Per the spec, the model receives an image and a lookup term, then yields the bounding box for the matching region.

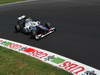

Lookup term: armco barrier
[0,38,100,75]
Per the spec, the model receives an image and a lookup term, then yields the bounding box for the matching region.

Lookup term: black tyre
[22,28,29,34]
[31,30,37,38]
[31,29,41,40]
[15,25,21,32]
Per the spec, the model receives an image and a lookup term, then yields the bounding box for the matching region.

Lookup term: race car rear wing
[18,15,26,20]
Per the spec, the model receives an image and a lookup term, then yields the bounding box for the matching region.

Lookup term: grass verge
[0,0,25,4]
[0,46,73,75]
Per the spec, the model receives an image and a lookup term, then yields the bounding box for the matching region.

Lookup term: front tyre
[35,35,41,40]
[31,30,38,39]
[44,22,52,29]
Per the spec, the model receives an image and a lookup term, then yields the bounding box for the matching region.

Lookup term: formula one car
[15,15,56,40]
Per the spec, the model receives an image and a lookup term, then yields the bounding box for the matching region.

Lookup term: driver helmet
[25,18,32,23]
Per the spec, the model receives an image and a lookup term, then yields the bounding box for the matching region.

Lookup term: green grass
[0,0,25,4]
[51,57,65,64]
[0,46,73,75]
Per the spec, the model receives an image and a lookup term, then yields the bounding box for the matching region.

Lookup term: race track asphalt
[0,0,100,69]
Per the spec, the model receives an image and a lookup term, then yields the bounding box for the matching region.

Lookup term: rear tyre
[22,28,29,34]
[15,25,21,32]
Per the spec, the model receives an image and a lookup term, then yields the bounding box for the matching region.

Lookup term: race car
[15,15,56,40]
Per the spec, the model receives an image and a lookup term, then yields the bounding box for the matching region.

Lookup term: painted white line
[0,0,37,7]
[0,38,100,75]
